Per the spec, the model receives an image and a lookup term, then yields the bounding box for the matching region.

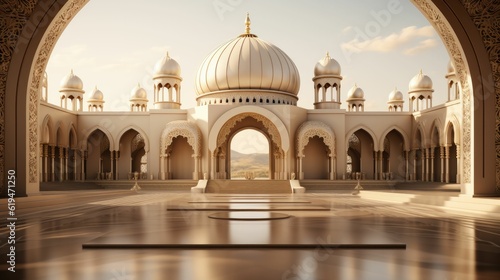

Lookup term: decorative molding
[457,0,500,190]
[26,0,88,183]
[0,0,38,192]
[160,120,202,156]
[411,0,473,183]
[296,121,336,157]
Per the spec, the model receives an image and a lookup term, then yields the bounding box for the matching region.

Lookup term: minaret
[408,70,434,112]
[153,52,182,109]
[346,83,365,112]
[130,83,148,112]
[59,69,85,111]
[88,86,105,112]
[387,87,404,112]
[313,52,342,109]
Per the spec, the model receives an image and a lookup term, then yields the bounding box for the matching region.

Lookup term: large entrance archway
[213,113,285,180]
[1,0,498,196]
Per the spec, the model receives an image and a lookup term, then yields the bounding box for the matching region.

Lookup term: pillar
[211,153,216,179]
[405,150,409,181]
[73,149,77,181]
[456,145,461,183]
[298,156,304,180]
[50,146,56,181]
[430,147,435,182]
[193,155,199,180]
[374,151,378,180]
[445,146,450,183]
[160,155,165,180]
[440,146,445,182]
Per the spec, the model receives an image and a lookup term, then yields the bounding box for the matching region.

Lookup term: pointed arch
[379,126,410,151]
[40,114,53,144]
[116,125,150,152]
[429,119,444,147]
[445,114,461,145]
[412,123,428,149]
[68,124,77,149]
[345,125,378,152]
[296,121,336,157]
[54,121,66,147]
[82,125,115,151]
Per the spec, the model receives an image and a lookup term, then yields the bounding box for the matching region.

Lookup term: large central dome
[195,14,300,103]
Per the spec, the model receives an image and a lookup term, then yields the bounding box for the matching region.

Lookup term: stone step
[205,180,292,194]
[299,180,397,190]
[359,190,500,218]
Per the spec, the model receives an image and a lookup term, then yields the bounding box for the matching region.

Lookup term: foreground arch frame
[1,0,498,196]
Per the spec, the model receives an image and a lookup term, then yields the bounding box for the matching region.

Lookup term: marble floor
[1,190,499,280]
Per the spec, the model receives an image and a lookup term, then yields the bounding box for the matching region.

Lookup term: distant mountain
[230,150,269,178]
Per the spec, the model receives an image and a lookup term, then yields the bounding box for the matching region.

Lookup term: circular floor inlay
[208,212,291,221]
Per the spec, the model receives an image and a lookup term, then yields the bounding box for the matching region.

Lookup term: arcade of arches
[1,0,499,198]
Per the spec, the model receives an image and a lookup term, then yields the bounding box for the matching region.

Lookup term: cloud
[404,38,437,55]
[341,25,437,55]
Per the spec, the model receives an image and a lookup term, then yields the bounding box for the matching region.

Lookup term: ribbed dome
[154,52,181,78]
[60,70,83,91]
[347,84,364,100]
[388,88,403,101]
[130,83,148,100]
[409,70,433,91]
[195,15,300,96]
[314,52,341,76]
[89,86,104,101]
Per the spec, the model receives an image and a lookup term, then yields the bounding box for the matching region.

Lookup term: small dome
[130,83,148,100]
[154,52,181,77]
[89,86,104,101]
[347,84,364,100]
[314,52,341,76]
[409,70,433,91]
[59,69,83,90]
[388,87,403,101]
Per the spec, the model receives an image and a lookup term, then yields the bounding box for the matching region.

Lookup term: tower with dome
[37,14,463,190]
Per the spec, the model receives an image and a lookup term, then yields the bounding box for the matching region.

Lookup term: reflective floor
[1,190,499,280]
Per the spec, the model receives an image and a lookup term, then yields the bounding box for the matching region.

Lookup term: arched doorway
[1,0,497,196]
[381,129,407,181]
[303,136,329,179]
[215,114,284,180]
[117,129,147,180]
[347,129,375,180]
[86,129,111,180]
[230,129,270,179]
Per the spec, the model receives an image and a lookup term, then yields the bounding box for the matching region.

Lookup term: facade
[38,15,462,185]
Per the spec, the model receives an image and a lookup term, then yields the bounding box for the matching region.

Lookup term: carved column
[193,155,199,180]
[73,149,77,181]
[39,144,43,182]
[81,150,87,181]
[298,156,304,180]
[50,146,56,181]
[405,151,409,181]
[378,151,383,180]
[430,147,435,182]
[211,153,216,179]
[160,155,165,180]
[440,146,445,182]
[330,155,335,180]
[57,147,63,181]
[445,146,450,183]
[456,145,461,183]
[115,151,120,180]
[43,144,49,182]
[374,151,378,180]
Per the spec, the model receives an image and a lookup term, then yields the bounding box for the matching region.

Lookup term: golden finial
[326,51,330,58]
[166,51,170,58]
[245,13,251,34]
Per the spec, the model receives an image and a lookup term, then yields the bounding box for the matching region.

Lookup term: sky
[45,0,451,154]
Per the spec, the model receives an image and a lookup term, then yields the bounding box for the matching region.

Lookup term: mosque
[38,14,462,189]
